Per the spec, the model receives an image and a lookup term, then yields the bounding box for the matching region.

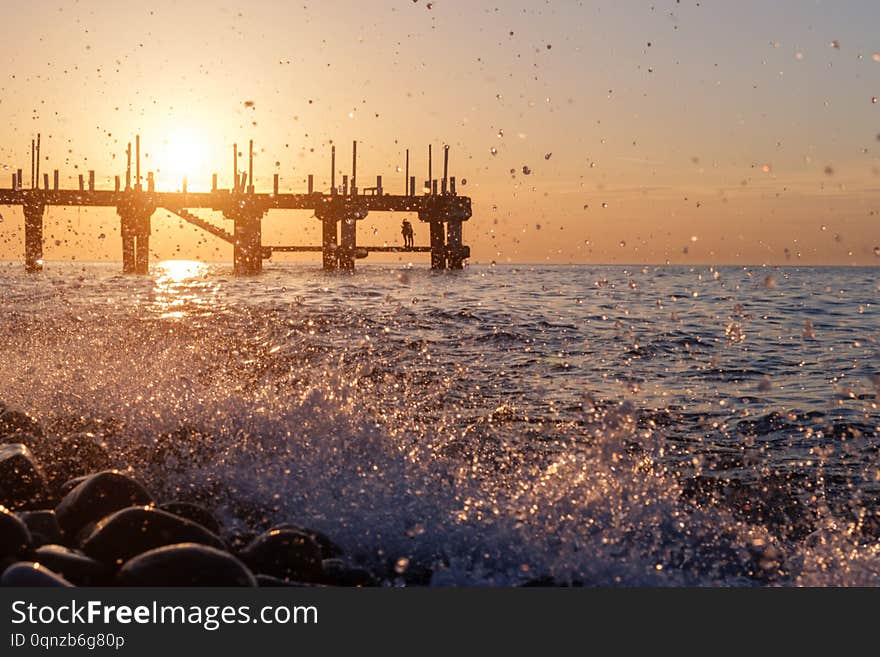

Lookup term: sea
[1,260,878,586]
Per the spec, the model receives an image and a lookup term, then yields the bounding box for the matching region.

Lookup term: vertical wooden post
[233,143,238,192]
[428,144,432,194]
[410,176,416,197]
[331,145,336,195]
[53,170,59,191]
[35,134,41,188]
[135,135,141,191]
[342,175,348,196]
[322,216,337,270]
[78,175,84,191]
[351,140,357,195]
[43,173,49,191]
[233,213,262,274]
[447,220,463,269]
[147,172,154,193]
[182,176,187,194]
[135,233,150,274]
[273,173,279,195]
[126,142,131,190]
[23,202,44,272]
[405,148,409,195]
[247,139,254,194]
[443,144,449,194]
[450,176,456,195]
[376,175,383,196]
[430,220,446,270]
[31,139,35,189]
[88,170,95,191]
[114,175,120,192]
[212,173,217,192]
[308,174,314,194]
[339,213,356,271]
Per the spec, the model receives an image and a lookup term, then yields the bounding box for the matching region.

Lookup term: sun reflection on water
[151,260,216,319]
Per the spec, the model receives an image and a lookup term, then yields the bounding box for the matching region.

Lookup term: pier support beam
[339,215,357,271]
[225,206,266,275]
[23,201,44,272]
[447,219,464,270]
[321,217,338,270]
[429,221,446,270]
[231,213,263,274]
[117,201,154,274]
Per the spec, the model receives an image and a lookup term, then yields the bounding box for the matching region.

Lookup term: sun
[156,128,209,190]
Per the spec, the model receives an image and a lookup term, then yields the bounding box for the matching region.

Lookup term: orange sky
[1,0,879,265]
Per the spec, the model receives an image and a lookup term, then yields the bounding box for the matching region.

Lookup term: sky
[1,0,879,265]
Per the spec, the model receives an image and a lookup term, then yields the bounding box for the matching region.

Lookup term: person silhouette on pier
[401,218,414,249]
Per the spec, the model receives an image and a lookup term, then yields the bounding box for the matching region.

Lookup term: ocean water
[1,260,879,586]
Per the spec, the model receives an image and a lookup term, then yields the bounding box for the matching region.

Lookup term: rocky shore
[0,402,378,587]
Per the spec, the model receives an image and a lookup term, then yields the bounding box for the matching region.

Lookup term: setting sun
[155,128,209,190]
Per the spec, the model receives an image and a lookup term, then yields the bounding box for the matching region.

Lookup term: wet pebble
[81,506,225,565]
[118,543,257,587]
[33,545,113,586]
[17,510,63,546]
[55,470,153,536]
[0,443,48,509]
[1,562,73,587]
[0,506,32,560]
[159,502,221,535]
[239,528,324,583]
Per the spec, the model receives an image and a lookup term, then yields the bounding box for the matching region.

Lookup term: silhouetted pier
[0,135,471,274]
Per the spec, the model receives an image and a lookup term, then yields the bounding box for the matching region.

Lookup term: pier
[0,135,472,273]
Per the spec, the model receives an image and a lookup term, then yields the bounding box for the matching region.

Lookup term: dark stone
[269,523,343,559]
[0,506,31,559]
[33,545,113,586]
[0,409,44,440]
[55,471,153,536]
[0,443,48,509]
[159,502,221,535]
[239,528,324,583]
[81,507,226,565]
[17,510,63,546]
[321,559,378,587]
[1,562,73,587]
[58,475,91,498]
[118,543,256,587]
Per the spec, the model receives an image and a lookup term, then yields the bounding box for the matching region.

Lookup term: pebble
[81,506,226,565]
[1,562,73,587]
[239,528,324,583]
[118,543,257,586]
[55,470,153,536]
[0,443,47,509]
[0,506,32,560]
[33,544,113,586]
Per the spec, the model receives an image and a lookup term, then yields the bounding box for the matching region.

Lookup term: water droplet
[601,202,608,208]
[544,152,552,160]
[490,147,497,156]
[522,165,531,175]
